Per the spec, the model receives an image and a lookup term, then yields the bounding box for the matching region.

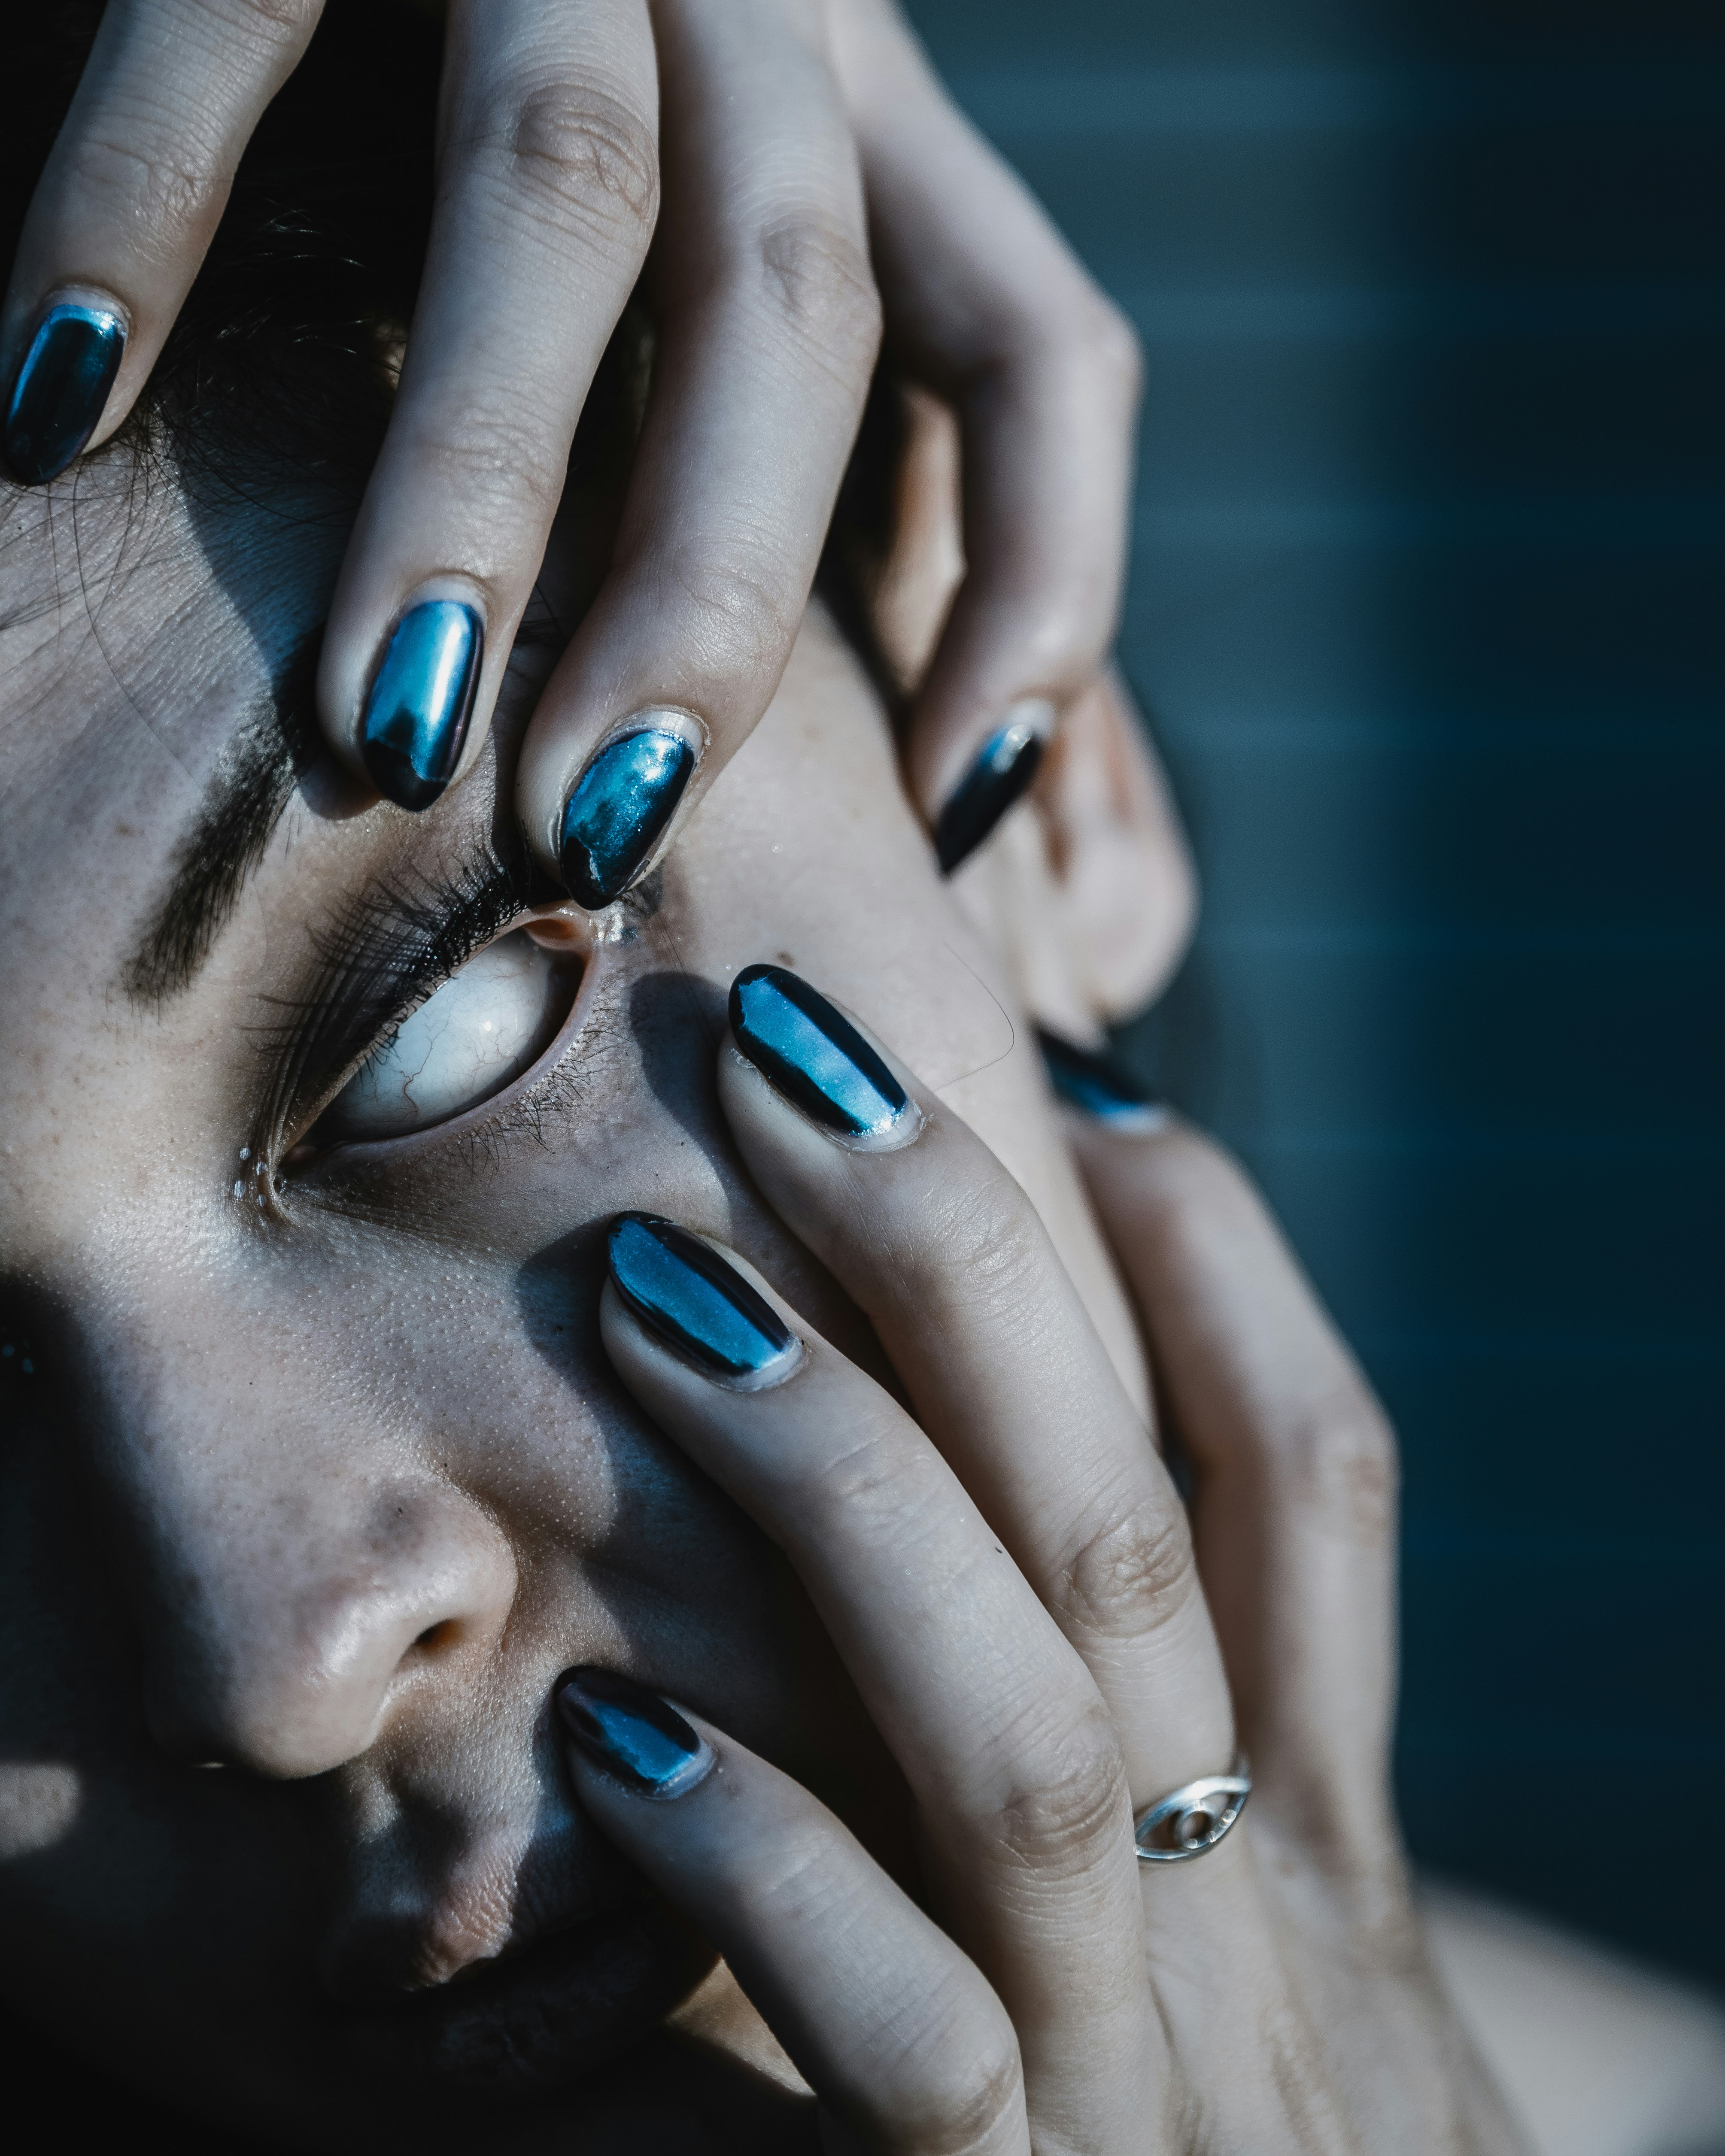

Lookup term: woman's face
[0,463,1151,2145]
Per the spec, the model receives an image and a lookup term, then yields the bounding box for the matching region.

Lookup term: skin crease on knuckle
[974,1704,1132,1886]
[755,210,884,382]
[61,121,233,263]
[1054,1495,1200,1652]
[663,546,801,692]
[498,77,668,246]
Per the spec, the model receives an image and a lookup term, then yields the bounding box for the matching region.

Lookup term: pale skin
[1,0,1139,858]
[0,408,1719,2153]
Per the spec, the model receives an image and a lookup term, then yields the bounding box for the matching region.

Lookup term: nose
[141,1483,518,1780]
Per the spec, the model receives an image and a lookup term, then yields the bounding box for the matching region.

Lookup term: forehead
[0,470,336,969]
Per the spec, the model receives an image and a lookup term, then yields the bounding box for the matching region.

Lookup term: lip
[339,1891,708,2101]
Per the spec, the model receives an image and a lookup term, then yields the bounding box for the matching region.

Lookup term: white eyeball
[316,929,579,1143]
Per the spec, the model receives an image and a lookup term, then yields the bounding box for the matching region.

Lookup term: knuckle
[891,2017,1023,2156]
[1057,1495,1198,1644]
[1084,294,1145,401]
[914,1172,1046,1322]
[412,403,566,524]
[757,211,883,372]
[665,550,798,682]
[1281,1389,1398,1546]
[1032,288,1143,412]
[806,1418,942,1554]
[498,79,659,246]
[984,1706,1130,1877]
[67,131,226,255]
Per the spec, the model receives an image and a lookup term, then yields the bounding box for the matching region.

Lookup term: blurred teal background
[902,0,1724,1983]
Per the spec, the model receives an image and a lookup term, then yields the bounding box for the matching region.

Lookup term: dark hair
[6,1,445,495]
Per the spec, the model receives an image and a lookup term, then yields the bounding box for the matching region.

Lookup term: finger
[828,0,1141,874]
[1064,1108,1400,1866]
[513,0,881,903]
[717,965,1235,1807]
[596,1216,1161,2149]
[2,0,325,483]
[1027,671,1198,1024]
[956,671,1197,1055]
[316,0,662,813]
[557,1672,1030,2155]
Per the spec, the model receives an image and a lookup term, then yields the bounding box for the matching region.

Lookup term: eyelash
[255,843,546,1161]
[258,867,677,1197]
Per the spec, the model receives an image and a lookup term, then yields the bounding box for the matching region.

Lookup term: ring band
[1133,1753,1251,1864]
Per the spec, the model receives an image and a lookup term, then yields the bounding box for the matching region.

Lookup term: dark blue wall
[903,0,1725,1983]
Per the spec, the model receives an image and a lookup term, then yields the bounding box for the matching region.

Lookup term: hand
[555,967,1527,2150]
[2,1,1138,885]
[820,0,1142,871]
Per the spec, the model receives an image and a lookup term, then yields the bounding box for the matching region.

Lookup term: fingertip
[2,292,127,485]
[599,1218,806,1392]
[723,966,925,1154]
[1036,1028,1171,1137]
[353,594,485,813]
[927,698,1055,876]
[554,713,704,910]
[556,1667,718,1803]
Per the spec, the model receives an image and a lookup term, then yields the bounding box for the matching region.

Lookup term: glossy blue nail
[934,713,1047,875]
[730,965,908,1139]
[607,1213,797,1382]
[3,303,126,485]
[359,599,482,812]
[1036,1028,1167,1128]
[556,1668,713,1798]
[559,725,696,909]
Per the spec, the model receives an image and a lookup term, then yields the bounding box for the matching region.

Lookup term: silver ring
[1133,1753,1251,1864]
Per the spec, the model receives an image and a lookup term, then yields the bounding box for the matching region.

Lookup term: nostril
[139,1492,518,1779]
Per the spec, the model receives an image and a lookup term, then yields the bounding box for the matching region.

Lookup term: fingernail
[934,700,1053,876]
[607,1213,799,1383]
[3,302,126,485]
[559,722,698,910]
[360,599,483,812]
[1036,1028,1169,1132]
[730,964,912,1143]
[556,1668,714,1799]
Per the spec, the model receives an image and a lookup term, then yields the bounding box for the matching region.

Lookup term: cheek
[0,1444,322,2027]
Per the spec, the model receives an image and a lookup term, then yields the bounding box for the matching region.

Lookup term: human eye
[305,924,583,1148]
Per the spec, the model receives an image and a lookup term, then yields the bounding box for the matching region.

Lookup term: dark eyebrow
[123,632,323,1004]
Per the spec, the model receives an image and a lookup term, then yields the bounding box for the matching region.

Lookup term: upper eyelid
[255,849,546,1156]
[260,860,659,1166]
[283,943,615,1192]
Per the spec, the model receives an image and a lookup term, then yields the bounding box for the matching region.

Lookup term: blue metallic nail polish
[934,718,1046,876]
[559,727,696,909]
[3,303,126,485]
[1036,1028,1167,1128]
[359,599,482,812]
[556,1668,713,1798]
[730,965,908,1139]
[607,1213,797,1381]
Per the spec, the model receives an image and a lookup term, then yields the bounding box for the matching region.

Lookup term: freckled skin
[0,470,1147,2150]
